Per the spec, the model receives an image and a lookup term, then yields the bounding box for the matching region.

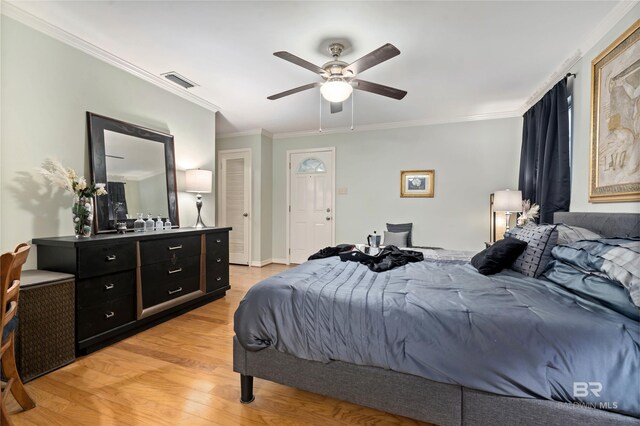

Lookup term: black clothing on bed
[307,244,355,260]
[309,244,424,272]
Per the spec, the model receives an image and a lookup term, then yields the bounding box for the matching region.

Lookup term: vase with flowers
[39,158,108,238]
[517,200,540,227]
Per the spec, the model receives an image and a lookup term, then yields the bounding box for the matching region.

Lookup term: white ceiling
[7,1,625,136]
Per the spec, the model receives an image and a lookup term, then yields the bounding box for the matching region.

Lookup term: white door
[218,150,250,265]
[288,149,335,264]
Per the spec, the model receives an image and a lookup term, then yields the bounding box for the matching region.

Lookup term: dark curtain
[519,79,570,224]
[107,182,128,220]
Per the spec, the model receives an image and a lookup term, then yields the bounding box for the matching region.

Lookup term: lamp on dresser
[185,169,213,229]
[493,190,522,235]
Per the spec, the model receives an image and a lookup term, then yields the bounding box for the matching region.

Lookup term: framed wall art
[400,170,434,198]
[589,19,640,202]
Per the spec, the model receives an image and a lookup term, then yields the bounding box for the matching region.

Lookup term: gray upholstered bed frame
[233,212,640,425]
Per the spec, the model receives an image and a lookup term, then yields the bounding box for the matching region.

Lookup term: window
[296,158,326,173]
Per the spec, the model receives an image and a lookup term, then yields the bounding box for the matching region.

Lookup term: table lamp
[185,169,212,229]
[493,190,522,234]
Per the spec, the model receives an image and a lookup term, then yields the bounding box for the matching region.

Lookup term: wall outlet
[337,187,348,195]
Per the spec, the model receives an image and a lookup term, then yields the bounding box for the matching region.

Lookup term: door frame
[217,148,252,266]
[285,147,336,265]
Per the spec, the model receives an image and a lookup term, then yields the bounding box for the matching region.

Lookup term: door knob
[326,217,331,221]
[243,212,249,217]
[326,208,331,213]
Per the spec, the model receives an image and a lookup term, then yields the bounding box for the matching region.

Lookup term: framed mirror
[87,112,179,233]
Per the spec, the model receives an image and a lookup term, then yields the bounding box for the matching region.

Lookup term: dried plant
[39,158,107,198]
[517,200,540,226]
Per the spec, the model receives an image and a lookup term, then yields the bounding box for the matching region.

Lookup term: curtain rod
[565,73,577,79]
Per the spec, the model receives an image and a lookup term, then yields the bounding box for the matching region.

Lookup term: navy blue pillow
[472,237,528,275]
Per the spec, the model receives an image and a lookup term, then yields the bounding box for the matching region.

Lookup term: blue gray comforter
[234,257,640,417]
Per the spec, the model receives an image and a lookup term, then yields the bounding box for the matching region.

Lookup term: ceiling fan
[267,42,407,114]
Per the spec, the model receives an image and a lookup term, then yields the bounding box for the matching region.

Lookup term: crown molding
[217,128,273,139]
[271,110,521,140]
[520,0,638,113]
[578,0,638,57]
[1,1,220,113]
[520,50,582,113]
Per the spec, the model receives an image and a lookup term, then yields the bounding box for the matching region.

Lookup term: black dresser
[33,227,230,355]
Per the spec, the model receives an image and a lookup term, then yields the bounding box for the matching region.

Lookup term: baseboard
[250,259,273,267]
[271,258,289,265]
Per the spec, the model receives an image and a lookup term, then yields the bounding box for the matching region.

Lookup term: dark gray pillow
[384,231,409,247]
[387,223,412,246]
[556,224,602,245]
[511,223,559,277]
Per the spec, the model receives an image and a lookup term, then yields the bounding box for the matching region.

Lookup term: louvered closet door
[219,150,250,265]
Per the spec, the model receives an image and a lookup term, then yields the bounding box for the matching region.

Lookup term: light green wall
[568,4,640,213]
[272,118,523,260]
[216,132,273,264]
[0,17,216,268]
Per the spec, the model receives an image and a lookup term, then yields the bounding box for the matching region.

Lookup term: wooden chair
[1,243,36,425]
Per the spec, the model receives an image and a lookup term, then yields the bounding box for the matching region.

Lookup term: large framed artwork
[400,170,434,198]
[589,19,640,202]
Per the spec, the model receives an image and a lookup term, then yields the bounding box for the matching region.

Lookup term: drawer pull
[105,311,115,319]
[104,283,115,290]
[168,287,183,295]
[216,277,222,282]
[106,255,117,261]
[168,245,183,251]
[216,258,222,263]
[216,239,221,243]
[168,268,183,275]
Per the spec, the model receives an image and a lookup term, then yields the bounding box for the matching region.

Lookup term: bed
[233,212,640,426]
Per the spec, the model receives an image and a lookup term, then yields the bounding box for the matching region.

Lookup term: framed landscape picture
[589,19,640,202]
[400,170,434,198]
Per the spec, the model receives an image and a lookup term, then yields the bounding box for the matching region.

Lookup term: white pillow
[383,231,409,247]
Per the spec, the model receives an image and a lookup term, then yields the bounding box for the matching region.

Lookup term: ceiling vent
[161,72,197,89]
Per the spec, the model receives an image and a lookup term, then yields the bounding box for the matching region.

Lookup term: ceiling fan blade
[330,102,343,114]
[344,43,400,75]
[267,83,320,100]
[274,51,326,75]
[352,79,407,100]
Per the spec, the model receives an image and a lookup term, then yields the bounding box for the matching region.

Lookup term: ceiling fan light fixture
[320,78,353,102]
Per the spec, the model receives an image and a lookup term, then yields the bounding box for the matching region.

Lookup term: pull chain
[351,91,355,131]
[319,91,323,132]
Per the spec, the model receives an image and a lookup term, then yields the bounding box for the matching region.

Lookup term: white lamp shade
[185,169,212,193]
[320,78,353,102]
[493,190,522,212]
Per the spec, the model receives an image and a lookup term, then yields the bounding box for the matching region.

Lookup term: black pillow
[471,237,528,275]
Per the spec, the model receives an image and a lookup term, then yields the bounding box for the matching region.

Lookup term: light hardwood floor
[7,264,429,425]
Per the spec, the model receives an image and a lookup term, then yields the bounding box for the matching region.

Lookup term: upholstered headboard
[554,212,640,238]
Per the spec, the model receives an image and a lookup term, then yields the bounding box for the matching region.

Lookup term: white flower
[76,177,87,192]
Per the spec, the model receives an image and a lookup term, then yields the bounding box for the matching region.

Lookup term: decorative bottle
[134,213,145,232]
[164,218,172,230]
[155,216,164,231]
[145,214,155,231]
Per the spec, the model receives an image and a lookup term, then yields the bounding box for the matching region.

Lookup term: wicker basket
[16,270,75,382]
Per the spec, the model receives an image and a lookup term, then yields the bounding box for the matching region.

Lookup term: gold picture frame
[400,170,434,198]
[589,19,640,203]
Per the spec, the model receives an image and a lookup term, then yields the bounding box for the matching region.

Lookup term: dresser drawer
[140,235,201,265]
[206,263,229,293]
[77,271,136,309]
[142,275,201,308]
[140,255,201,284]
[77,295,135,341]
[77,243,136,279]
[206,232,229,258]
